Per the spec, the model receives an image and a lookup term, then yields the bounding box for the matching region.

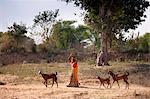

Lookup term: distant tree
[61,0,150,66]
[0,32,16,53]
[20,37,36,52]
[8,22,27,51]
[51,20,93,50]
[75,25,92,42]
[8,23,27,36]
[138,33,150,53]
[51,20,77,49]
[33,9,59,41]
[114,32,150,53]
[75,25,100,51]
[3,23,36,53]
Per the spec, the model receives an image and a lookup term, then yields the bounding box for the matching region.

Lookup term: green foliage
[33,9,59,41]
[8,22,27,48]
[61,0,150,54]
[63,0,149,32]
[50,20,93,50]
[51,20,76,49]
[36,44,47,52]
[0,32,16,53]
[8,22,27,37]
[20,37,36,52]
[36,20,96,51]
[7,23,36,52]
[36,38,56,53]
[116,33,150,53]
[31,44,37,53]
[75,25,91,41]
[0,23,36,53]
[138,33,150,53]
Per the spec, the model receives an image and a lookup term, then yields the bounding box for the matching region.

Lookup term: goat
[97,76,111,88]
[38,71,58,88]
[108,71,129,89]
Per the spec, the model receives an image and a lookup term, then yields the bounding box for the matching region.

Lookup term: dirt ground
[0,62,150,99]
[0,75,150,99]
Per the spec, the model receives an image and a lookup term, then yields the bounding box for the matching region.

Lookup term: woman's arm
[68,53,73,62]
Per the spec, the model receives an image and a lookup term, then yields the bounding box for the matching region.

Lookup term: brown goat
[38,71,58,88]
[97,76,111,88]
[108,71,129,89]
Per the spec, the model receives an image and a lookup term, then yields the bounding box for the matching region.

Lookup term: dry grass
[0,63,70,84]
[0,61,150,99]
[0,61,149,86]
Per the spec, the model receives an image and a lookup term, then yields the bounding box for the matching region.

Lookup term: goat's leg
[51,79,54,88]
[116,80,120,88]
[107,82,110,88]
[55,79,58,88]
[99,82,102,88]
[108,81,111,88]
[102,83,106,88]
[111,80,115,88]
[106,83,108,88]
[105,82,110,88]
[124,80,129,89]
[45,80,48,87]
[108,84,110,88]
[108,82,111,88]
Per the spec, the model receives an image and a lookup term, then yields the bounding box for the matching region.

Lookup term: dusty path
[0,83,150,99]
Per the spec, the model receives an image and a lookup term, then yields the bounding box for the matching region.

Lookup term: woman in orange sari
[67,54,79,87]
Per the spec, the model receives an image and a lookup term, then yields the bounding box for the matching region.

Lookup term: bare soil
[0,74,150,99]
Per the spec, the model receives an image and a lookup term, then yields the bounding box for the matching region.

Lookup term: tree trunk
[96,32,109,66]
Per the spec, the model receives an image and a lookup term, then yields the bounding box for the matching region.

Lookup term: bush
[118,33,150,53]
[0,33,17,53]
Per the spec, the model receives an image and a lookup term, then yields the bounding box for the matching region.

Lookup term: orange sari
[71,62,78,82]
[67,62,79,87]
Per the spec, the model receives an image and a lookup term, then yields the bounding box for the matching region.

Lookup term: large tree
[61,0,150,66]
